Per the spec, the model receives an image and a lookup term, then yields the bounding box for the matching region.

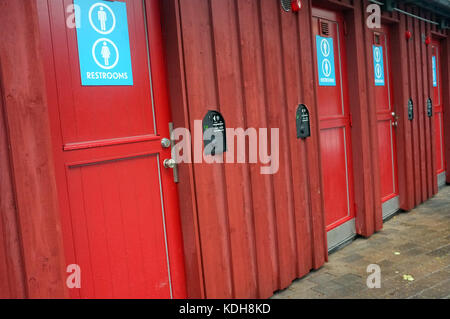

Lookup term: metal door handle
[163,159,176,169]
[392,121,398,127]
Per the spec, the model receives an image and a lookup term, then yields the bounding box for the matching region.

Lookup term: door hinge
[349,113,353,127]
[344,21,348,36]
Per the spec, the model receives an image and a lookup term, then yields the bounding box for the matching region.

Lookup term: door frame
[372,24,401,220]
[440,36,450,185]
[431,38,447,188]
[312,6,357,250]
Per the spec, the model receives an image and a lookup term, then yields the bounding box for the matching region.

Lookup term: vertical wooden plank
[235,0,278,298]
[361,0,383,234]
[0,79,27,299]
[280,0,314,278]
[0,0,68,298]
[301,0,327,268]
[178,0,234,298]
[259,0,297,290]
[414,11,427,203]
[209,0,259,299]
[406,11,421,206]
[346,0,379,236]
[391,6,415,211]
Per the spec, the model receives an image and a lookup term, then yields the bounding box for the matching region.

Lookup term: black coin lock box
[408,99,414,121]
[296,104,311,139]
[427,98,433,118]
[203,110,227,156]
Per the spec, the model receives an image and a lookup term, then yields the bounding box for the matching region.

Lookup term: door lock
[391,112,399,128]
[161,138,171,149]
[163,159,177,169]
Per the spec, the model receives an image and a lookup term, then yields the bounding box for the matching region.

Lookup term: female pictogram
[92,38,119,70]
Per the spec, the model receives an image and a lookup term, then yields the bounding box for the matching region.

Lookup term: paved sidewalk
[273,186,450,299]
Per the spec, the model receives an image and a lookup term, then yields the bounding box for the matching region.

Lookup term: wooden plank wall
[0,0,67,298]
[402,4,440,206]
[163,0,329,298]
[163,0,449,299]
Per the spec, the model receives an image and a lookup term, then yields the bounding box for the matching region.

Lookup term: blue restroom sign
[316,36,336,86]
[373,45,385,86]
[432,56,437,87]
[74,0,133,86]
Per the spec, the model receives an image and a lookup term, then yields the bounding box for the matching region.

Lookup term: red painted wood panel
[66,156,172,298]
[423,14,434,198]
[0,80,27,299]
[0,0,68,298]
[391,4,415,211]
[210,0,259,298]
[312,9,356,232]
[406,12,421,206]
[235,0,279,297]
[373,26,399,203]
[39,0,187,298]
[415,15,427,203]
[442,36,450,184]
[432,40,446,176]
[163,0,329,298]
[260,0,298,291]
[347,1,381,236]
[160,0,205,299]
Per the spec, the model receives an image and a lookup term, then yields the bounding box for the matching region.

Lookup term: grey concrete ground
[273,186,450,299]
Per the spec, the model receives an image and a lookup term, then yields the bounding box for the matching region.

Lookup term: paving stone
[395,243,419,251]
[331,273,363,286]
[427,245,450,257]
[307,272,337,285]
[402,247,427,257]
[340,253,364,264]
[311,281,343,296]
[418,280,450,299]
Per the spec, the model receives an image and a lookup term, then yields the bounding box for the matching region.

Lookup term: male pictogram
[98,6,107,31]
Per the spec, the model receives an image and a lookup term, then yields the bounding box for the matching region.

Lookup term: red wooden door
[432,40,446,181]
[312,8,355,232]
[40,0,186,298]
[373,27,399,205]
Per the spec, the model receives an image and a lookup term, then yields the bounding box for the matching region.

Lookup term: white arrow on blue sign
[373,45,385,86]
[316,36,336,87]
